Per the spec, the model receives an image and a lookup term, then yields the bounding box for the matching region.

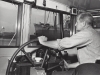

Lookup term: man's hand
[63,60,69,69]
[38,36,48,45]
[38,36,59,49]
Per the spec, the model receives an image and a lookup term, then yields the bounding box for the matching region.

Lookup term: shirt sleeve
[58,31,92,49]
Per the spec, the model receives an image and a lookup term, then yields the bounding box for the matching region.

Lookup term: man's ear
[83,21,86,27]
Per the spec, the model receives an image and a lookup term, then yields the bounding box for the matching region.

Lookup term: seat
[73,63,100,75]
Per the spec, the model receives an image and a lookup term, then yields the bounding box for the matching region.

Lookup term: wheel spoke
[21,49,35,66]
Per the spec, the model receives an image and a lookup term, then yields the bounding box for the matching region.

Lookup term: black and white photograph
[0,0,100,75]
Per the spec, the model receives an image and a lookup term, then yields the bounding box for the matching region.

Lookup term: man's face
[75,17,85,31]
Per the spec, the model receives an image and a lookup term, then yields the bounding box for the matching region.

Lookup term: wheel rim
[6,39,40,75]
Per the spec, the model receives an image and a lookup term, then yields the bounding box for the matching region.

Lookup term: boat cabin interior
[1,0,100,75]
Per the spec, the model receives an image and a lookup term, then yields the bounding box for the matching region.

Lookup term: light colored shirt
[57,26,100,64]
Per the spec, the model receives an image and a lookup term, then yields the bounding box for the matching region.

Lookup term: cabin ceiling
[53,0,100,10]
[2,0,100,16]
[2,0,100,10]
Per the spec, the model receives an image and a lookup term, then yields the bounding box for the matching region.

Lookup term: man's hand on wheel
[38,36,48,44]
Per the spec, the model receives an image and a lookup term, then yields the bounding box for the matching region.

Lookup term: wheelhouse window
[0,1,18,46]
[30,8,61,40]
[29,8,71,47]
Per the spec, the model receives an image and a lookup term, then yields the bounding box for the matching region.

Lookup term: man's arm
[38,36,59,49]
[59,31,92,49]
[64,60,80,68]
[38,31,92,50]
[68,62,80,68]
[40,40,59,49]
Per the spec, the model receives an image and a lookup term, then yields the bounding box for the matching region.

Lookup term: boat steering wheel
[6,38,64,75]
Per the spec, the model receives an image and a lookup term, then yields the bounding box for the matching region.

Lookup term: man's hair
[77,12,94,26]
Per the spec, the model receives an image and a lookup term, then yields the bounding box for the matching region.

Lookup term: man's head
[75,12,94,31]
